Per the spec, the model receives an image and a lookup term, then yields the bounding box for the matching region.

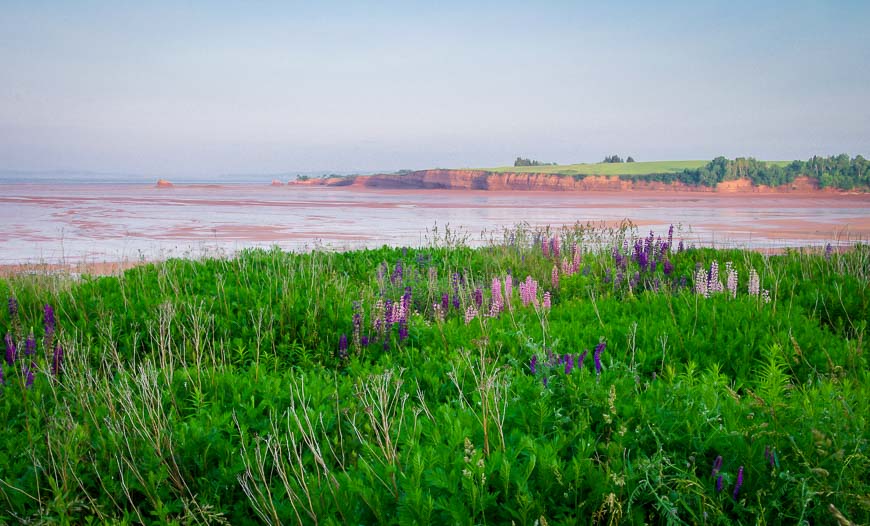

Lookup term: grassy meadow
[475,160,711,176]
[0,223,867,525]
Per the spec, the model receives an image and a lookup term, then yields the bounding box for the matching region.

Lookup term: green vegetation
[1,223,868,524]
[514,157,557,167]
[482,159,713,176]
[479,155,870,190]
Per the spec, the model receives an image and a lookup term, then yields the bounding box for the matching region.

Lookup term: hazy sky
[1,1,868,176]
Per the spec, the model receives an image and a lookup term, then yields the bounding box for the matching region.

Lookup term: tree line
[617,155,868,190]
[514,157,557,167]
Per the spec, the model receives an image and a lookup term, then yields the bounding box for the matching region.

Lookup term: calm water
[1,183,868,263]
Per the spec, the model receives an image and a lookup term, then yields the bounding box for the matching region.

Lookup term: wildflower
[715,475,724,493]
[529,354,537,375]
[338,334,349,359]
[361,335,369,347]
[551,265,559,288]
[732,466,744,499]
[678,240,684,252]
[711,455,723,477]
[542,292,551,310]
[725,262,738,299]
[541,238,549,258]
[24,334,35,356]
[604,268,612,283]
[572,243,581,273]
[663,259,674,276]
[0,364,3,385]
[594,342,605,375]
[4,334,15,366]
[761,289,771,304]
[52,343,63,376]
[25,362,35,388]
[44,304,56,337]
[452,294,460,310]
[552,236,561,259]
[441,292,449,312]
[694,267,709,297]
[667,224,674,250]
[564,353,574,375]
[7,297,17,320]
[391,260,403,284]
[473,288,483,308]
[825,243,833,260]
[519,276,538,307]
[490,277,503,316]
[748,268,760,296]
[464,304,477,325]
[707,261,722,293]
[398,321,409,342]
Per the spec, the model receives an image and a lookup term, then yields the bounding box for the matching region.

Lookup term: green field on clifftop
[474,159,790,176]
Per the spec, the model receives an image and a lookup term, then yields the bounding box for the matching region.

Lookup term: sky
[1,1,868,177]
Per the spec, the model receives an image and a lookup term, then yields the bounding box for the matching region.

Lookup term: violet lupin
[25,362,35,388]
[44,304,56,337]
[732,466,744,499]
[473,288,483,308]
[24,334,36,356]
[711,455,723,477]
[391,260,403,285]
[715,475,724,493]
[564,353,574,375]
[8,297,18,320]
[52,343,63,376]
[441,293,449,312]
[4,333,15,366]
[667,224,674,251]
[338,334,349,360]
[593,342,605,375]
[529,354,537,375]
[0,363,4,386]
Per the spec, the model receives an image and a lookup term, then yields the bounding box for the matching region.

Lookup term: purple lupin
[52,343,64,376]
[593,342,606,375]
[24,334,36,357]
[732,466,744,499]
[4,333,15,366]
[711,455,723,477]
[25,362,35,388]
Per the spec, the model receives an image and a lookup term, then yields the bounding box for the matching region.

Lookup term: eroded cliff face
[291,170,832,193]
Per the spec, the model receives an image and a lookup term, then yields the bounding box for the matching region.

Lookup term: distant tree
[514,157,555,167]
[603,155,624,163]
[626,156,635,163]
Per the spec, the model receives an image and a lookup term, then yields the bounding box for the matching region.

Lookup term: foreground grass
[0,224,867,525]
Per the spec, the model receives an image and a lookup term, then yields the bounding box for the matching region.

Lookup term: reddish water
[1,183,868,263]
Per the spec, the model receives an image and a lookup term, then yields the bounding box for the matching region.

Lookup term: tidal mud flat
[1,183,868,267]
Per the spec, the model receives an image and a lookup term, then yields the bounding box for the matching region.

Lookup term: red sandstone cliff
[291,170,843,194]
